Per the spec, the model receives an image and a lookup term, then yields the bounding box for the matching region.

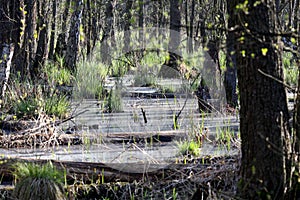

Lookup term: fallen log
[0,156,214,184]
[0,155,239,199]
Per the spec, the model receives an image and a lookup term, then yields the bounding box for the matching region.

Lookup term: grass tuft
[13,162,66,200]
[176,140,201,157]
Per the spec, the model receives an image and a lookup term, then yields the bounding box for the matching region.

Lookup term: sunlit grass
[176,140,201,157]
[13,161,66,200]
[283,52,298,87]
[44,62,74,86]
[73,61,108,99]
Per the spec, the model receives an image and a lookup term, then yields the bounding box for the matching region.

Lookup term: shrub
[44,62,74,86]
[13,162,66,200]
[44,94,70,118]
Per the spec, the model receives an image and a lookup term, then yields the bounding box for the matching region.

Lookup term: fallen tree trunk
[0,156,218,184]
[0,155,239,199]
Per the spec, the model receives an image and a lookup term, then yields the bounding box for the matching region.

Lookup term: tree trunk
[85,0,92,57]
[64,0,83,73]
[32,0,49,79]
[14,0,37,79]
[54,0,71,59]
[0,0,22,89]
[292,0,300,197]
[48,0,57,60]
[185,0,189,52]
[169,0,181,55]
[123,0,133,53]
[0,44,14,99]
[233,0,292,198]
[101,0,114,64]
[224,0,238,108]
[138,0,144,50]
[188,0,195,53]
[163,0,181,74]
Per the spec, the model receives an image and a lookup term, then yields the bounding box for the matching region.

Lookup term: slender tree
[292,0,300,197]
[48,0,57,59]
[123,0,133,53]
[13,0,37,79]
[55,0,71,59]
[169,0,181,55]
[138,0,144,50]
[0,0,21,97]
[224,0,238,108]
[101,0,114,64]
[64,0,83,73]
[32,0,49,79]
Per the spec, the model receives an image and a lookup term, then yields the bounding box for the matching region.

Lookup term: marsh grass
[44,62,74,86]
[133,72,157,87]
[215,127,238,151]
[45,94,70,118]
[176,140,201,157]
[74,61,108,99]
[283,52,298,87]
[12,162,66,200]
[8,82,69,119]
[105,88,123,113]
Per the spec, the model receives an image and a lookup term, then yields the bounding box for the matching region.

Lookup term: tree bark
[32,0,49,79]
[54,0,71,59]
[64,0,83,73]
[48,0,57,60]
[101,0,114,64]
[188,0,195,53]
[292,0,300,198]
[0,0,22,91]
[138,0,144,50]
[0,44,14,99]
[14,0,37,79]
[224,0,238,108]
[123,0,133,53]
[233,0,292,198]
[163,0,181,74]
[169,0,181,55]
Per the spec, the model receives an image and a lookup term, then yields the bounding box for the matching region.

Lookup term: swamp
[0,0,300,199]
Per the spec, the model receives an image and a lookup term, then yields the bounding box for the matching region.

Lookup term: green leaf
[261,48,268,56]
[241,50,246,57]
[33,31,38,39]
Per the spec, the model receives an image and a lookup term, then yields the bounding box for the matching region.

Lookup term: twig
[258,69,296,92]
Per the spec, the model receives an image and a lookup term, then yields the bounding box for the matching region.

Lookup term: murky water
[1,79,240,165]
[3,77,295,167]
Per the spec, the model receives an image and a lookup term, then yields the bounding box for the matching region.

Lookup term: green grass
[13,96,41,118]
[44,94,70,118]
[8,79,70,119]
[105,89,123,113]
[44,62,74,86]
[176,140,201,157]
[283,52,298,87]
[134,72,157,87]
[74,61,108,99]
[216,127,237,151]
[13,161,66,200]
